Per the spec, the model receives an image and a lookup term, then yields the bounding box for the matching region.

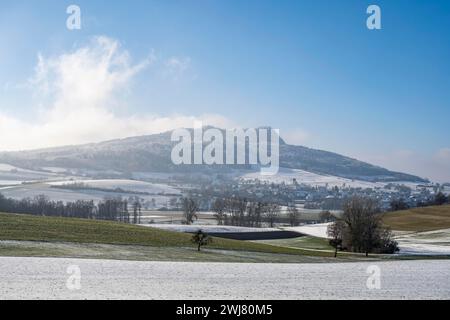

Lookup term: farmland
[0,212,345,263]
[1,257,449,299]
[382,205,450,232]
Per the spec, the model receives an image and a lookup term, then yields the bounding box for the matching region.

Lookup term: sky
[0,0,449,182]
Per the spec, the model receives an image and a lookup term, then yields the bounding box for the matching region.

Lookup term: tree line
[0,193,143,223]
[390,191,450,211]
[182,196,304,227]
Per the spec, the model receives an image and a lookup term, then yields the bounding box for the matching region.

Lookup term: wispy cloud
[163,56,193,81]
[282,128,310,145]
[0,36,229,151]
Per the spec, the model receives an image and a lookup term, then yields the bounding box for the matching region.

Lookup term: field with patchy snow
[47,179,180,195]
[0,163,60,183]
[282,223,450,256]
[0,179,180,206]
[0,257,449,299]
[395,229,450,255]
[239,167,421,189]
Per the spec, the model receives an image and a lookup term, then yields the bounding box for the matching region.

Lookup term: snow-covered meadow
[1,257,449,300]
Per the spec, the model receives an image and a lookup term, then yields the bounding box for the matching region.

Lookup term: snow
[0,180,23,186]
[46,179,181,195]
[41,167,69,173]
[0,163,60,182]
[0,257,449,299]
[395,229,450,255]
[0,164,18,171]
[0,181,175,206]
[144,224,279,233]
[282,224,450,255]
[240,167,421,189]
[283,223,331,239]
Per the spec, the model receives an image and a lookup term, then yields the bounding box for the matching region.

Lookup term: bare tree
[212,198,226,225]
[224,198,247,226]
[327,220,345,257]
[264,203,280,227]
[319,210,333,223]
[331,196,398,256]
[131,196,142,224]
[254,202,264,227]
[236,198,248,226]
[182,197,198,225]
[287,204,300,226]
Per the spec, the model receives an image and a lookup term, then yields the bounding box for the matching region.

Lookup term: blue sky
[0,0,449,181]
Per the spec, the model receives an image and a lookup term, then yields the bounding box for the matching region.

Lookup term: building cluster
[178,177,449,212]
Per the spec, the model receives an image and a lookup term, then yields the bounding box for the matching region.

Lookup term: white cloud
[0,36,230,151]
[282,128,310,145]
[30,36,151,111]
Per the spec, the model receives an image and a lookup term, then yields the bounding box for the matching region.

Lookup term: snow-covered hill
[0,128,426,183]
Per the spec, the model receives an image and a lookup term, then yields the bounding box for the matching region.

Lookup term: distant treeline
[390,191,450,211]
[0,193,142,223]
[50,182,182,197]
[51,182,152,196]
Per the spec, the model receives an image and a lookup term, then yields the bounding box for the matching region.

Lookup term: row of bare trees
[182,197,295,227]
[0,193,142,223]
[212,197,283,227]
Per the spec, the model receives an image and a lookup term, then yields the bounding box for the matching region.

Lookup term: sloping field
[383,205,450,232]
[47,179,180,195]
[0,181,174,207]
[255,236,333,251]
[0,213,333,258]
[394,229,450,255]
[239,167,421,189]
[282,223,330,238]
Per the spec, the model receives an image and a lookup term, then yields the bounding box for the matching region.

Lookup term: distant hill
[0,128,427,182]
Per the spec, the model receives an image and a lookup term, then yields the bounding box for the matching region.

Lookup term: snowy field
[240,167,421,189]
[0,181,23,186]
[0,179,180,206]
[47,179,181,195]
[283,223,450,256]
[0,163,59,183]
[144,224,279,233]
[47,179,180,194]
[283,223,331,238]
[0,257,449,299]
[395,229,450,255]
